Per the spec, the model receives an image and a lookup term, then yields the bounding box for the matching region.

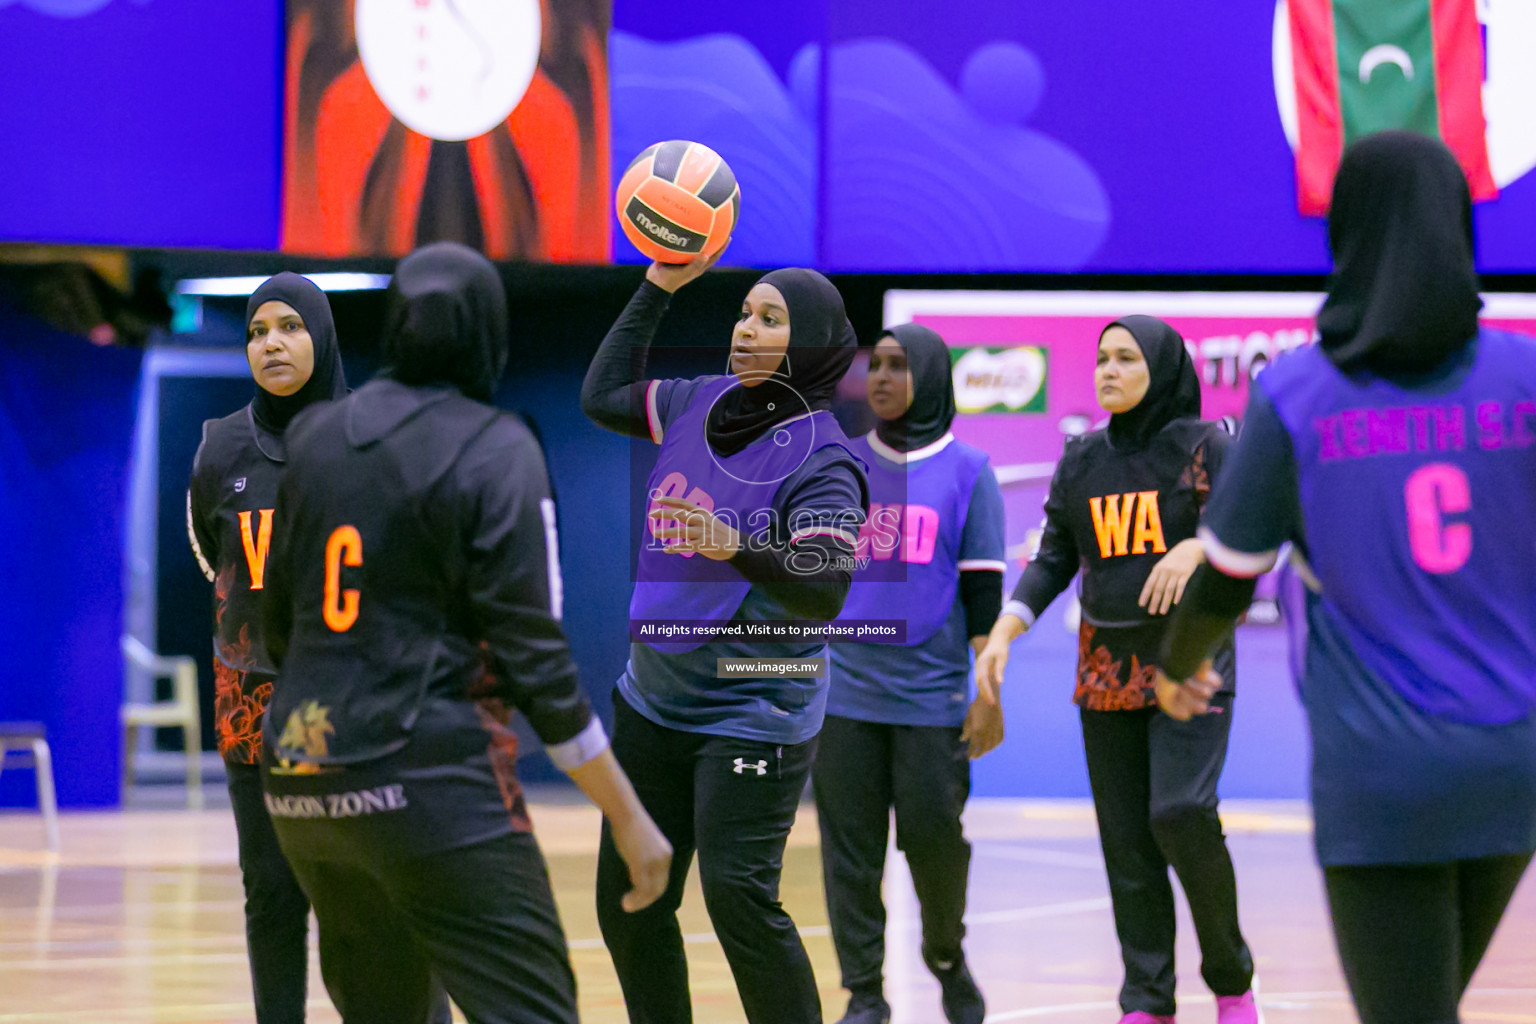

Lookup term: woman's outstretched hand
[1139,537,1206,616]
[975,613,1027,706]
[960,696,1004,759]
[974,636,1010,707]
[644,244,728,294]
[648,494,742,561]
[1153,662,1222,721]
[612,807,674,913]
[564,750,673,912]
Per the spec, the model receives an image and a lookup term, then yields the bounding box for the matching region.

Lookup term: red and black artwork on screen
[283,0,611,261]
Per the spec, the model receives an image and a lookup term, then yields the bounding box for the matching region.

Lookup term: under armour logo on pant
[733,758,767,775]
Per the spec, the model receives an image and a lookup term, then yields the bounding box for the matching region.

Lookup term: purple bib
[630,375,857,653]
[835,434,988,645]
[1263,331,1536,724]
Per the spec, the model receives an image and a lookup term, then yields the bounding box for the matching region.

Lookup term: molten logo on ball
[632,207,700,250]
[637,213,683,244]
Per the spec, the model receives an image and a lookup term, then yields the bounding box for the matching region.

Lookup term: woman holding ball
[581,249,868,1024]
[974,317,1260,1024]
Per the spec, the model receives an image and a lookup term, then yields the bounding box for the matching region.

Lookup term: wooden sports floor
[3,795,1533,1023]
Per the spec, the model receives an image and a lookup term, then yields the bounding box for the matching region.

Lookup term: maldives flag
[1289,0,1497,215]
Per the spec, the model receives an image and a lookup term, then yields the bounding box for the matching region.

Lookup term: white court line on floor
[0,899,246,921]
[963,897,1111,926]
[565,896,1112,951]
[981,989,1536,1022]
[2,899,1112,965]
[982,999,1120,1020]
[0,935,247,955]
[975,844,1107,870]
[0,951,255,971]
[0,999,340,1023]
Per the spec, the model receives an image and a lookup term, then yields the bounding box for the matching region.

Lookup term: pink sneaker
[1215,991,1264,1024]
[1117,1014,1175,1024]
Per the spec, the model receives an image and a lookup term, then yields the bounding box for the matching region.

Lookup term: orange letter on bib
[323,526,362,632]
[1089,494,1136,558]
[238,509,274,589]
[1131,492,1167,555]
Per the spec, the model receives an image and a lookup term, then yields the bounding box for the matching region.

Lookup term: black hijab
[244,272,347,456]
[873,323,956,452]
[1102,315,1201,451]
[1318,131,1482,377]
[380,242,509,402]
[705,267,858,457]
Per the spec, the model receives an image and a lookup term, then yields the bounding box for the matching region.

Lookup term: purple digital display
[0,0,282,249]
[3,0,1534,273]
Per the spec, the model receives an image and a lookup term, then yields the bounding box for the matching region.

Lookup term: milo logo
[951,346,1048,414]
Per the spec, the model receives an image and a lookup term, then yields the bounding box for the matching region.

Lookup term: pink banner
[883,290,1536,472]
[881,290,1536,572]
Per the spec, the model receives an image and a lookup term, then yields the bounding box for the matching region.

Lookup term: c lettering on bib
[323,526,363,632]
[1404,463,1472,574]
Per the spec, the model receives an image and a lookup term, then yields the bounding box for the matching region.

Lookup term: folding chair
[0,721,60,851]
[121,636,203,810]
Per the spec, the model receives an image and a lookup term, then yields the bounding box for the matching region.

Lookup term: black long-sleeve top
[261,379,603,777]
[1007,420,1231,628]
[187,407,284,765]
[1005,419,1236,709]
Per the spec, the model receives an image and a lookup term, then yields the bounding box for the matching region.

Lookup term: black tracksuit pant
[1080,694,1253,1017]
[811,715,972,996]
[230,762,457,1024]
[1324,852,1533,1024]
[275,827,575,1024]
[595,691,822,1024]
[228,761,312,1024]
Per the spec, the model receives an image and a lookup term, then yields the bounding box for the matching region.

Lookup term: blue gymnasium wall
[0,307,141,808]
[970,597,1309,801]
